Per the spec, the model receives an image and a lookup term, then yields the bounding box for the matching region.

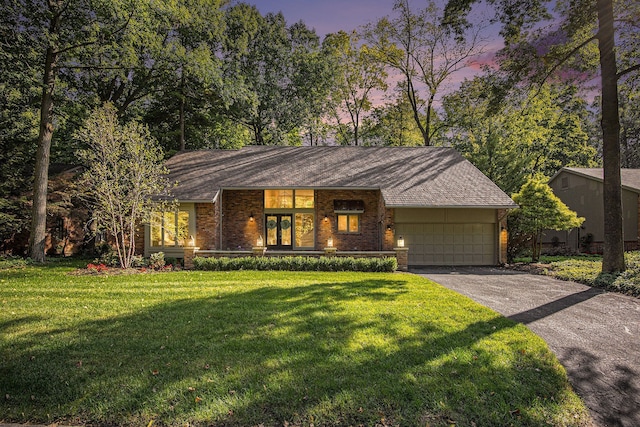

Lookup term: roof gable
[165,146,516,208]
[552,167,640,193]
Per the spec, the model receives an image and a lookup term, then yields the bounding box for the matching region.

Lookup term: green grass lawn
[1,261,591,426]
[514,252,640,297]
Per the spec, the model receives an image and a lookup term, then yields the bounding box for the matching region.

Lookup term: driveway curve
[414,267,640,427]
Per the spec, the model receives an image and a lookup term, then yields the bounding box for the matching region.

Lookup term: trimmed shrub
[192,256,398,272]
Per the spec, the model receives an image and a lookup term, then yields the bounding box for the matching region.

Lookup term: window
[265,190,293,209]
[337,214,359,233]
[265,189,314,209]
[295,213,314,247]
[150,209,190,248]
[295,189,314,208]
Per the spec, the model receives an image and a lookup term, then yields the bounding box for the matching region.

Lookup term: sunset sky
[253,0,505,104]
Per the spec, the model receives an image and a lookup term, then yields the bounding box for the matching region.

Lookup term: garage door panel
[397,222,496,266]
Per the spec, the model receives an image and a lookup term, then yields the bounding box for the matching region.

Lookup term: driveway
[414,267,640,427]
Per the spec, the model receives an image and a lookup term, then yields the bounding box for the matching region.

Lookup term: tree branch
[617,63,640,80]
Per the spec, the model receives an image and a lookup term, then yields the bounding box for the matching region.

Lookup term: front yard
[1,261,591,426]
[514,252,640,297]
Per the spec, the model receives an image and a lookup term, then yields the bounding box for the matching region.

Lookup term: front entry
[265,214,293,249]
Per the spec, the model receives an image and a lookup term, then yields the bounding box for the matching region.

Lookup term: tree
[510,176,584,262]
[76,104,171,269]
[365,0,484,146]
[220,6,333,145]
[11,0,137,262]
[443,0,640,272]
[362,96,424,146]
[442,76,596,194]
[322,30,387,146]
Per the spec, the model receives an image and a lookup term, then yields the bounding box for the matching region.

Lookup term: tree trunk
[179,70,186,151]
[597,0,625,273]
[29,40,59,262]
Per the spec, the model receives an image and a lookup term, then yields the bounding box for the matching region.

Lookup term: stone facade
[221,190,264,250]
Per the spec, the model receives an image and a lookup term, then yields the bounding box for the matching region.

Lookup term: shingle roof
[164,146,516,208]
[554,167,640,193]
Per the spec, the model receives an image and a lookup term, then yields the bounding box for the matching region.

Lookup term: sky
[253,0,394,38]
[252,0,505,105]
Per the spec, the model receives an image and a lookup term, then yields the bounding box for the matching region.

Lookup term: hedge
[192,256,398,272]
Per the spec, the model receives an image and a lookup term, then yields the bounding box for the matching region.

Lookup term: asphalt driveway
[414,267,640,427]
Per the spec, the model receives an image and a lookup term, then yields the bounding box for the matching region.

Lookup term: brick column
[394,247,408,272]
[183,247,199,270]
[252,246,266,257]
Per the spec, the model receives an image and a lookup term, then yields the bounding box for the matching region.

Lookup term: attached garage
[395,208,499,266]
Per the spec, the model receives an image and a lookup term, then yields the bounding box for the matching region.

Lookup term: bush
[0,255,29,270]
[149,252,165,270]
[193,256,398,272]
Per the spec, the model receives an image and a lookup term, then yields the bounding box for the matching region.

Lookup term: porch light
[189,235,195,247]
[257,235,264,247]
[249,212,255,222]
[327,237,334,248]
[324,214,329,222]
[397,236,405,247]
[386,224,392,231]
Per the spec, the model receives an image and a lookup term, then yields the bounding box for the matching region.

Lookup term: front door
[265,214,293,249]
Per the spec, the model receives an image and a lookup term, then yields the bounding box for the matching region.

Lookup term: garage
[394,208,499,266]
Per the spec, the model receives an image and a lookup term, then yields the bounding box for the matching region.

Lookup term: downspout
[219,189,223,250]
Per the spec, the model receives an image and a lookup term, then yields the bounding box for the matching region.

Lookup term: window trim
[148,204,195,249]
[337,213,360,234]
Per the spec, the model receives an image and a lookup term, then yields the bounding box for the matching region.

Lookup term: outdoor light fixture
[189,235,195,247]
[386,224,392,231]
[249,213,255,222]
[324,214,329,222]
[327,237,334,248]
[397,236,405,247]
[257,235,264,247]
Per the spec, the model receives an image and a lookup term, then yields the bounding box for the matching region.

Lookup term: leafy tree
[365,0,485,146]
[221,5,333,145]
[443,0,640,272]
[76,104,171,269]
[322,30,387,146]
[442,77,596,193]
[510,176,584,262]
[362,96,424,146]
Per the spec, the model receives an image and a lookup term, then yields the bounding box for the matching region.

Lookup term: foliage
[365,0,484,146]
[363,96,424,146]
[443,0,639,273]
[533,252,640,297]
[148,252,166,270]
[0,263,591,426]
[442,77,597,194]
[510,176,584,262]
[220,5,334,145]
[0,255,30,270]
[76,103,171,269]
[322,30,387,146]
[193,256,398,272]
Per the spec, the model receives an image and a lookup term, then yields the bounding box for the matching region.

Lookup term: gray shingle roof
[164,146,516,208]
[556,167,640,193]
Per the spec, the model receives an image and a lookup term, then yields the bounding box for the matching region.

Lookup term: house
[546,167,640,252]
[147,146,516,266]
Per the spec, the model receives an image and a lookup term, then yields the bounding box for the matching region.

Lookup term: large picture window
[150,209,190,248]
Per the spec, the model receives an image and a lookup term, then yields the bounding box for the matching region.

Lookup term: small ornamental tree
[77,103,171,268]
[510,176,584,262]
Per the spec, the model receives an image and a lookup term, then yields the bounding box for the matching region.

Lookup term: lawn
[514,252,640,297]
[1,261,591,426]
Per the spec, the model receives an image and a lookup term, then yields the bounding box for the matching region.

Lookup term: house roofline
[551,167,640,194]
[387,204,518,209]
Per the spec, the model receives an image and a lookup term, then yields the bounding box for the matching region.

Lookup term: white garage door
[396,223,496,266]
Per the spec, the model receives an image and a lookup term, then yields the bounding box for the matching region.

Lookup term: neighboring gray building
[546,167,640,252]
